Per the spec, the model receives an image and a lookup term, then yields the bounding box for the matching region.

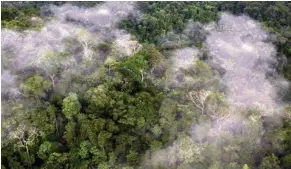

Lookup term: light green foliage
[159,98,177,126]
[259,154,280,169]
[116,53,148,82]
[115,134,136,155]
[1,7,43,30]
[134,92,160,126]
[90,146,107,164]
[31,105,56,137]
[84,85,111,110]
[104,57,117,68]
[126,151,139,165]
[243,164,249,169]
[151,125,162,137]
[108,152,117,166]
[65,121,76,145]
[194,59,213,80]
[137,117,145,129]
[44,152,69,169]
[62,92,81,119]
[205,92,229,119]
[36,50,70,74]
[282,154,291,169]
[98,162,110,169]
[38,141,59,160]
[143,44,164,68]
[6,124,39,167]
[105,120,119,133]
[150,140,162,151]
[77,116,106,143]
[21,75,52,98]
[176,134,205,164]
[183,59,215,89]
[98,131,112,148]
[208,162,221,169]
[78,141,91,159]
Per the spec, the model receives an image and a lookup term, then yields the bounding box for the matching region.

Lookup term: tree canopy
[2,2,291,169]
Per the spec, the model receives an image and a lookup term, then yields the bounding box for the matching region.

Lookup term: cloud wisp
[205,13,288,111]
[1,2,140,98]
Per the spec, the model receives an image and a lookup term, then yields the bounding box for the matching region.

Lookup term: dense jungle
[1,1,291,169]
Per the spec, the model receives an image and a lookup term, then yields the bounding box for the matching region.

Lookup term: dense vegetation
[1,2,291,169]
[1,7,42,30]
[121,2,291,81]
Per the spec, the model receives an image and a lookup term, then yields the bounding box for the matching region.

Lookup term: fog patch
[205,13,288,111]
[1,70,20,98]
[157,21,207,50]
[1,2,141,101]
[161,47,201,89]
[142,13,290,168]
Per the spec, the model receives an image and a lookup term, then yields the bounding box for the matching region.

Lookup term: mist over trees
[1,1,291,169]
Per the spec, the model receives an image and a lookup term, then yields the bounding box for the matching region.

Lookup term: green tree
[126,151,139,165]
[98,162,110,169]
[84,85,111,111]
[30,105,56,138]
[90,146,107,164]
[259,154,281,169]
[38,141,60,160]
[78,141,91,159]
[65,121,77,146]
[98,131,112,148]
[116,53,148,82]
[20,75,52,98]
[62,92,81,119]
[281,154,291,169]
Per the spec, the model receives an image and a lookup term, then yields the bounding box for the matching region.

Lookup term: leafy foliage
[1,7,43,30]
[2,2,291,169]
[20,75,52,98]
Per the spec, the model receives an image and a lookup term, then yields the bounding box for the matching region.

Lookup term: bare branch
[187,90,211,114]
